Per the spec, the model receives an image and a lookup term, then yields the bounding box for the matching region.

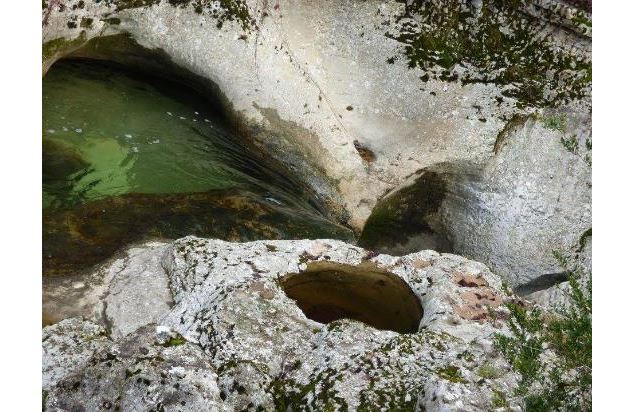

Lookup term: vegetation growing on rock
[42,32,87,63]
[107,0,254,30]
[388,0,592,108]
[493,251,592,410]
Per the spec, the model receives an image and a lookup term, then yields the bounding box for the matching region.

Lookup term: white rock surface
[42,318,110,390]
[44,237,521,411]
[103,242,173,339]
[43,241,172,338]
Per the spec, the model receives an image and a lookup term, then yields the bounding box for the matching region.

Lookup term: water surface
[43,60,352,276]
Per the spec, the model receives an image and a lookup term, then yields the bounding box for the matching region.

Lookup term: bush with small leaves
[493,251,591,411]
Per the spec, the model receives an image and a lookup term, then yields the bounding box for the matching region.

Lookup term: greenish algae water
[43,60,352,276]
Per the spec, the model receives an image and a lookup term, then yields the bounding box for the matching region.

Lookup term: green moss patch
[163,336,187,347]
[388,0,591,108]
[42,32,87,63]
[109,0,253,31]
[436,365,467,383]
[542,114,567,133]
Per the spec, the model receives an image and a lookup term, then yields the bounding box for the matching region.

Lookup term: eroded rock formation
[44,237,522,410]
[42,0,592,289]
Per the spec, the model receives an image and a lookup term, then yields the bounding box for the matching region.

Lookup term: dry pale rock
[44,237,522,410]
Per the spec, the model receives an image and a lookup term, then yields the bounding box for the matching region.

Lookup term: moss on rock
[389,0,591,108]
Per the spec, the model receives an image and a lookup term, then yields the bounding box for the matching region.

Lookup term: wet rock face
[44,237,520,411]
[43,189,354,277]
[359,113,592,289]
[42,0,591,290]
[359,167,453,254]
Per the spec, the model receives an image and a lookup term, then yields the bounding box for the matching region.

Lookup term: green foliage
[389,0,591,108]
[560,136,579,154]
[163,336,187,347]
[494,251,592,411]
[491,388,508,408]
[542,114,567,133]
[436,365,467,383]
[475,363,501,379]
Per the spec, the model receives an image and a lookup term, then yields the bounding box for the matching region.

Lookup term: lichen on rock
[43,237,522,410]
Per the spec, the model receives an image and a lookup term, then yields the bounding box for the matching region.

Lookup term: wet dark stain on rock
[493,114,529,154]
[359,168,450,254]
[43,189,354,277]
[353,140,376,163]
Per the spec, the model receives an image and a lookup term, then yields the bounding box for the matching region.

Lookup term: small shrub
[163,335,187,347]
[560,136,579,153]
[476,363,501,379]
[493,251,591,411]
[491,388,508,408]
[436,365,467,383]
[542,115,567,133]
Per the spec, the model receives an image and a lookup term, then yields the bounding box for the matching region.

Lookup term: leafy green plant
[163,335,187,347]
[436,365,467,383]
[542,114,568,133]
[494,251,591,411]
[476,363,501,379]
[560,136,579,153]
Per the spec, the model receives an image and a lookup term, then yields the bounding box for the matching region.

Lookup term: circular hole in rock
[279,262,423,334]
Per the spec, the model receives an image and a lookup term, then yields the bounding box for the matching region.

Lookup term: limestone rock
[44,325,226,411]
[42,2,592,291]
[44,237,522,410]
[103,242,173,339]
[42,318,110,390]
[43,241,173,338]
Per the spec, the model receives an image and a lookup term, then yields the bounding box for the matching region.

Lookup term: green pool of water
[43,60,352,276]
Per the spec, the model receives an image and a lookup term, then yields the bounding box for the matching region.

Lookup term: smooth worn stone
[42,0,592,289]
[103,242,173,340]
